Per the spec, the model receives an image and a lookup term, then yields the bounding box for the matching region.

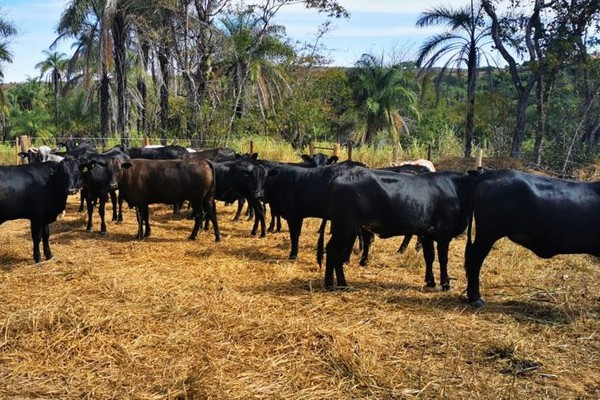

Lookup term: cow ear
[328,156,339,164]
[251,153,258,160]
[18,152,27,159]
[301,154,311,162]
[122,162,133,169]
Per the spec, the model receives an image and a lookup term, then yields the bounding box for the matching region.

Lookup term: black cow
[187,147,237,162]
[0,159,81,264]
[118,158,219,241]
[264,161,364,262]
[79,148,131,234]
[203,154,268,236]
[259,153,339,233]
[293,153,339,168]
[465,169,600,308]
[357,162,436,266]
[324,167,480,290]
[124,145,188,160]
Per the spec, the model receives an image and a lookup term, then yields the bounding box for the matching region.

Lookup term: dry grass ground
[0,184,599,398]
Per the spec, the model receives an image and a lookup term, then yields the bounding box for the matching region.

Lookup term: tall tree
[416,0,492,157]
[0,12,17,140]
[482,0,542,159]
[348,53,418,146]
[35,50,69,129]
[56,0,114,140]
[218,10,294,122]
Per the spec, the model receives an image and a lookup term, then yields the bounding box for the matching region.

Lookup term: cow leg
[233,198,245,222]
[246,202,254,221]
[464,238,495,308]
[421,237,436,288]
[287,218,303,260]
[204,199,220,242]
[359,229,374,267]
[189,204,204,240]
[316,219,328,268]
[30,220,43,264]
[135,207,144,240]
[78,190,85,213]
[142,205,151,237]
[398,235,412,254]
[249,200,266,237]
[99,194,107,235]
[324,227,353,289]
[109,190,118,221]
[437,239,451,291]
[85,195,94,232]
[117,192,124,222]
[42,224,52,261]
[276,215,282,232]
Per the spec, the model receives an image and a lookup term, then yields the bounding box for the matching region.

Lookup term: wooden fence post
[14,139,19,164]
[249,140,254,155]
[309,140,315,156]
[143,136,150,147]
[475,148,483,168]
[19,135,30,164]
[333,143,340,158]
[392,145,399,164]
[427,143,432,161]
[347,142,353,161]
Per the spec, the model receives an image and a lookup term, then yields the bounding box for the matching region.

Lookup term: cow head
[80,159,121,191]
[60,157,83,195]
[18,148,43,164]
[232,154,267,200]
[300,153,339,167]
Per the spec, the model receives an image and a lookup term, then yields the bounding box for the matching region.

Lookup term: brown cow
[118,158,220,241]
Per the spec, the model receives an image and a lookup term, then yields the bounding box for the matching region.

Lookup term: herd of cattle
[1,139,599,308]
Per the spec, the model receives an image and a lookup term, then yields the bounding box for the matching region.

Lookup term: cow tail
[207,160,217,220]
[316,219,327,270]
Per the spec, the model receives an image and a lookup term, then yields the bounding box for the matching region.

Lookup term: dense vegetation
[0,0,599,174]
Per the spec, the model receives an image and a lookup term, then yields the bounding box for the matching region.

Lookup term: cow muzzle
[254,190,264,200]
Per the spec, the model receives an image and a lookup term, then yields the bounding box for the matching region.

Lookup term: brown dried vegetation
[0,158,598,399]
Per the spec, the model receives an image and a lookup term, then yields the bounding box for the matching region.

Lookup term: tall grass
[0,130,465,167]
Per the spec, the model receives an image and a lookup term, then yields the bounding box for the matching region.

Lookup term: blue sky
[0,0,475,83]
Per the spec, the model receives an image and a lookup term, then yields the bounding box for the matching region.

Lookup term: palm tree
[0,13,17,139]
[56,0,113,140]
[415,0,492,157]
[217,10,294,129]
[348,53,418,146]
[35,50,69,129]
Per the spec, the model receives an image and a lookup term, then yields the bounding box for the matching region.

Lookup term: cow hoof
[441,284,451,291]
[188,236,196,241]
[469,298,486,309]
[288,255,297,260]
[423,284,437,292]
[100,231,107,236]
[325,285,335,291]
[250,231,257,236]
[260,233,266,238]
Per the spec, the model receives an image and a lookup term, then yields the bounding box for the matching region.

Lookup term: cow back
[118,159,214,207]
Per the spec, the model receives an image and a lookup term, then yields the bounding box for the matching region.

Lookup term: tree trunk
[464,43,477,158]
[112,12,128,146]
[99,71,110,140]
[511,90,530,158]
[137,78,147,136]
[159,46,170,145]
